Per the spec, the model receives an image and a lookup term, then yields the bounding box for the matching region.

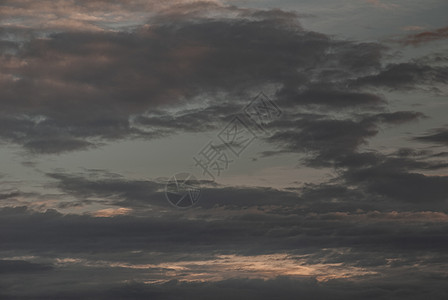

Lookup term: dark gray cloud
[3,275,447,300]
[0,260,53,274]
[277,85,387,109]
[415,127,448,145]
[351,62,448,91]
[46,172,165,208]
[2,168,443,258]
[1,200,448,256]
[344,166,448,204]
[1,204,448,299]
[0,2,434,154]
[0,191,22,200]
[45,170,303,211]
[264,111,423,166]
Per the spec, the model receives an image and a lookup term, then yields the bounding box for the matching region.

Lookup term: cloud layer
[0,1,447,299]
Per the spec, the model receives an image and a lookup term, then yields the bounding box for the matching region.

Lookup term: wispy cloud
[401,26,448,46]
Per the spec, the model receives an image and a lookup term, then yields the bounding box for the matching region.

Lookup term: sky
[0,0,447,298]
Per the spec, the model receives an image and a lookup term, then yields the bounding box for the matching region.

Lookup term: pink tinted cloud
[401,26,448,46]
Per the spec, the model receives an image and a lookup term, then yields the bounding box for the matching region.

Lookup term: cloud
[0,2,447,299]
[7,276,443,300]
[264,111,423,166]
[0,2,434,154]
[2,175,448,298]
[0,260,53,274]
[0,191,22,200]
[46,172,165,208]
[92,207,133,217]
[415,127,448,145]
[0,0,221,33]
[401,26,448,46]
[345,166,448,204]
[0,5,310,152]
[351,62,448,91]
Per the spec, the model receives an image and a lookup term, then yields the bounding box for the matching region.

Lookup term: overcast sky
[0,0,447,299]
